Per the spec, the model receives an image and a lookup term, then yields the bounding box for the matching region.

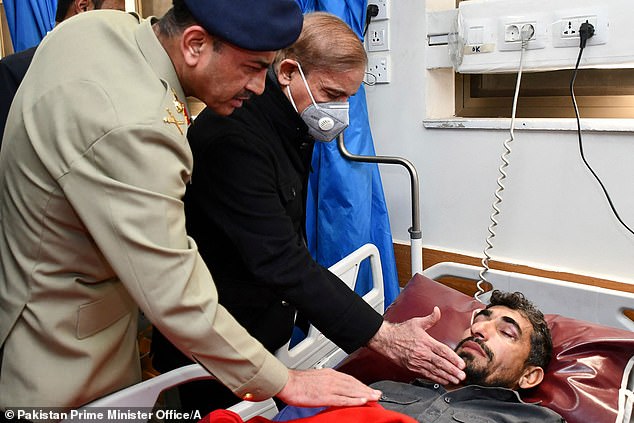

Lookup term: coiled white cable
[476,25,533,302]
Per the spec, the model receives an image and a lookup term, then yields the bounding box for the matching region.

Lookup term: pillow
[336,273,634,423]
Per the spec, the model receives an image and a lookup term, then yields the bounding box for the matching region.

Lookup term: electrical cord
[363,71,377,86]
[571,22,634,237]
[362,4,379,38]
[476,25,533,302]
[362,4,380,85]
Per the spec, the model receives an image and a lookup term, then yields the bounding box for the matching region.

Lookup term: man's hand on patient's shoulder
[367,306,467,385]
[276,368,382,407]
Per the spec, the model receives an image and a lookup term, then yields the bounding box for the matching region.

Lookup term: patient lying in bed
[372,290,564,422]
[204,290,565,422]
[335,274,634,423]
[200,273,634,422]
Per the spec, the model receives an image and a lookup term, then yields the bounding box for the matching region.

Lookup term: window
[456,69,634,118]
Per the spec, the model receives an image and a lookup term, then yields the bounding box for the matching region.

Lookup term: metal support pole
[336,134,423,275]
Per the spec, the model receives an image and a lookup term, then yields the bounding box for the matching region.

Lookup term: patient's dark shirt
[373,379,566,423]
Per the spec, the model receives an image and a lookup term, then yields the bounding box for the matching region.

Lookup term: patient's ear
[518,366,544,390]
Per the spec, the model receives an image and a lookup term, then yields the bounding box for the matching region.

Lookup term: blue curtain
[4,0,57,52]
[298,0,400,308]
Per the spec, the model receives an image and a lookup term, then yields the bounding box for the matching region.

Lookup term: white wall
[365,0,634,284]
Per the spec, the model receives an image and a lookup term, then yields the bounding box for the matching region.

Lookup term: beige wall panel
[139,0,171,18]
[1,2,15,57]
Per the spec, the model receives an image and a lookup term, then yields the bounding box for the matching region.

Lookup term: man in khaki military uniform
[0,0,381,411]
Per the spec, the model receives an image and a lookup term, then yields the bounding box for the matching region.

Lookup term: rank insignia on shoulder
[163,89,191,135]
[163,109,185,135]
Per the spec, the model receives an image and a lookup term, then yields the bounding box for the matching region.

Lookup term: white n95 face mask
[286,62,350,142]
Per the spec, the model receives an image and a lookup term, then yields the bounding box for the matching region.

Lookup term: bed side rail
[423,262,634,332]
[274,243,384,369]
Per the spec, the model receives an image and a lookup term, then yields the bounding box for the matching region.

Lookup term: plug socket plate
[369,0,389,21]
[367,55,390,84]
[552,12,608,48]
[367,21,390,52]
[498,17,546,51]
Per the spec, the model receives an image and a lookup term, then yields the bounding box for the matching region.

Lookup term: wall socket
[367,21,390,52]
[552,13,608,48]
[369,0,390,20]
[367,55,390,84]
[560,15,597,38]
[503,23,536,42]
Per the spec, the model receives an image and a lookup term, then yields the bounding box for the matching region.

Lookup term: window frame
[456,71,634,119]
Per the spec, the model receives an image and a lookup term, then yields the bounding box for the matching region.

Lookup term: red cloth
[199,409,243,422]
[200,402,417,423]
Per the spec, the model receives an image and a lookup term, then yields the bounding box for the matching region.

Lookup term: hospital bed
[64,243,385,422]
[65,243,634,423]
[337,260,634,423]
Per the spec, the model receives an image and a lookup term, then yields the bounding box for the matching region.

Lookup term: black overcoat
[151,72,383,392]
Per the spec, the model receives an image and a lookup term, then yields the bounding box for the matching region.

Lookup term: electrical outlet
[367,55,390,84]
[369,0,390,21]
[504,23,536,42]
[552,13,608,48]
[367,21,390,52]
[561,16,597,38]
[504,24,520,42]
[498,17,545,51]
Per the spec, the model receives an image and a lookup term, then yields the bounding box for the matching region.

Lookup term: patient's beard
[455,336,514,388]
[461,363,518,389]
[454,337,517,389]
[459,353,489,385]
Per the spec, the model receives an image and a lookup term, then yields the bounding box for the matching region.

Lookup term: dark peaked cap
[183,0,303,51]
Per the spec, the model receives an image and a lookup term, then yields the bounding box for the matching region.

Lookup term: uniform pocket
[378,393,420,405]
[451,412,495,423]
[76,283,135,339]
[374,380,423,405]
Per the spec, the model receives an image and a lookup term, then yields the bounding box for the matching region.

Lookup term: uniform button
[243,393,254,401]
[444,397,451,403]
[433,384,440,389]
[281,300,289,306]
[291,188,296,197]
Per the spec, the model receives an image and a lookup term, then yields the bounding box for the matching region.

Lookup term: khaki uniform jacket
[0,11,286,409]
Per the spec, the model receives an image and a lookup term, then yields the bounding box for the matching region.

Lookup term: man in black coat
[151,12,466,416]
[0,49,32,140]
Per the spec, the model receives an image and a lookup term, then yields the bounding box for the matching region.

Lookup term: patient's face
[454,305,534,389]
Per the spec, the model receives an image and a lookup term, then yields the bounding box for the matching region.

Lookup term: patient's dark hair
[487,290,552,370]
